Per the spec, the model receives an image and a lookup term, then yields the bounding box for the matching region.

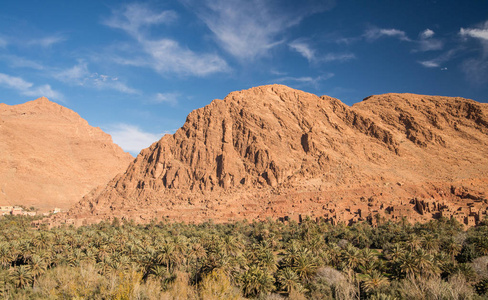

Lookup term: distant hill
[54,85,488,226]
[0,97,133,211]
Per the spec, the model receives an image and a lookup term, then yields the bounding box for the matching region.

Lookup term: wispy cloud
[0,73,33,91]
[153,92,179,106]
[460,22,488,41]
[54,61,139,94]
[272,73,334,88]
[289,40,355,63]
[416,29,443,52]
[104,3,178,38]
[104,3,229,76]
[0,37,7,48]
[25,35,66,48]
[183,0,334,60]
[417,38,443,52]
[0,72,63,101]
[105,123,164,155]
[55,61,89,83]
[420,29,435,39]
[419,61,439,68]
[364,28,411,42]
[462,59,488,84]
[459,21,488,84]
[418,49,458,68]
[144,39,229,76]
[289,40,315,62]
[23,84,63,100]
[0,55,45,70]
[322,52,356,62]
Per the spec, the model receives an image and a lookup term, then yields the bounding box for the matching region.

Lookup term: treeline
[0,215,487,299]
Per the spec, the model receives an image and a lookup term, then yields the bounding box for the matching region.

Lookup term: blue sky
[1,0,487,156]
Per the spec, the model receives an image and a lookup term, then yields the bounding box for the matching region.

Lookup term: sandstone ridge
[0,97,133,211]
[54,85,488,226]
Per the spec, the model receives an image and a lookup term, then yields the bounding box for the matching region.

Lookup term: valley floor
[1,215,488,299]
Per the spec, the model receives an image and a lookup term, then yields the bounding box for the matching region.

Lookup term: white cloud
[0,73,33,90]
[418,48,457,69]
[23,84,63,100]
[419,60,439,68]
[143,39,229,76]
[55,61,90,83]
[0,73,63,101]
[459,21,488,84]
[335,36,361,45]
[420,29,435,39]
[26,35,66,48]
[55,61,139,94]
[322,52,356,62]
[460,22,488,41]
[154,92,179,106]
[289,40,355,63]
[289,40,315,62]
[417,39,443,52]
[104,3,177,38]
[104,3,229,76]
[0,37,7,48]
[0,55,45,70]
[272,73,334,88]
[462,59,488,84]
[183,0,334,60]
[364,28,411,42]
[415,29,443,52]
[106,123,163,155]
[270,70,287,76]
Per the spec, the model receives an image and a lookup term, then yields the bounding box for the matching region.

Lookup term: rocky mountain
[0,97,133,211]
[54,85,488,226]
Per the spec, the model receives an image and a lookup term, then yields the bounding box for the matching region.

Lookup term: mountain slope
[57,85,488,225]
[0,97,133,211]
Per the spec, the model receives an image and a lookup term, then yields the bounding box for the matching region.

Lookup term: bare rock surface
[53,85,488,226]
[0,97,133,211]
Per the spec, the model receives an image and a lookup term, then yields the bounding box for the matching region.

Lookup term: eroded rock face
[0,97,133,211]
[56,85,488,226]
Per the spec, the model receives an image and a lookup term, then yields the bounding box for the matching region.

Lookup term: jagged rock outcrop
[54,85,488,226]
[0,97,133,211]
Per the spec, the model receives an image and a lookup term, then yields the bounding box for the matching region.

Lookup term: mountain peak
[34,96,51,102]
[0,97,133,212]
[54,85,488,226]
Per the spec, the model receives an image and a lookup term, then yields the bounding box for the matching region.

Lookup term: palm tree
[255,248,277,273]
[387,243,404,262]
[9,265,33,288]
[155,241,180,273]
[0,243,14,269]
[340,244,362,271]
[292,250,318,282]
[239,265,275,298]
[149,264,169,281]
[28,254,47,279]
[421,235,439,254]
[276,267,305,294]
[398,252,417,277]
[222,235,244,257]
[358,270,389,294]
[412,249,438,277]
[405,235,422,252]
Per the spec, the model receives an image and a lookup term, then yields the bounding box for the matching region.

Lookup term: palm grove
[0,215,488,299]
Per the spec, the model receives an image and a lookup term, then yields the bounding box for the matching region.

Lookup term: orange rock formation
[52,85,488,226]
[0,97,133,211]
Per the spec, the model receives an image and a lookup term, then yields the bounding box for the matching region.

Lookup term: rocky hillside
[0,97,133,211]
[55,85,488,226]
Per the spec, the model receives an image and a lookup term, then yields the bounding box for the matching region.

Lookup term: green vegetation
[0,215,487,299]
